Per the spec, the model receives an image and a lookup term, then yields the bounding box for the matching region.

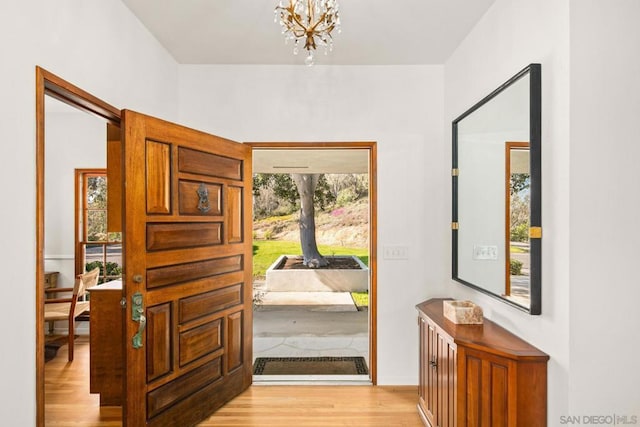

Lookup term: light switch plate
[383,245,409,260]
[473,245,498,260]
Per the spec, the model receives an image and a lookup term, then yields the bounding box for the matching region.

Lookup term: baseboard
[376,376,419,386]
[48,325,89,336]
[417,404,430,426]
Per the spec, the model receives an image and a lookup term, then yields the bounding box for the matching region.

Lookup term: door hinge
[120,297,127,309]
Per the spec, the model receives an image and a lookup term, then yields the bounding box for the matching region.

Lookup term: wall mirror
[452,63,541,314]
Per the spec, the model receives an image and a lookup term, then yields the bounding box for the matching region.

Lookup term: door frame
[35,72,380,424]
[246,141,378,385]
[35,66,121,426]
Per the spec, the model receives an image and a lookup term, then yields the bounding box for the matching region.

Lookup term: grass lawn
[253,240,370,307]
[351,291,369,308]
[510,245,528,253]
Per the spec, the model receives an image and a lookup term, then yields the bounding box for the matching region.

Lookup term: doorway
[36,70,377,424]
[36,67,122,426]
[247,142,378,384]
[505,141,531,306]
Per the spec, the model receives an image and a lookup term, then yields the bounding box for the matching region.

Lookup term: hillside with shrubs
[253,173,369,249]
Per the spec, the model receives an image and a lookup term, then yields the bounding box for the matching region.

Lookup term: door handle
[131,292,146,349]
[133,314,146,349]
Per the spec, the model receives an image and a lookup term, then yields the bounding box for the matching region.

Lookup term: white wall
[0,0,178,424]
[45,107,107,285]
[569,0,640,416]
[447,0,640,422]
[445,0,571,422]
[45,105,108,334]
[178,65,449,384]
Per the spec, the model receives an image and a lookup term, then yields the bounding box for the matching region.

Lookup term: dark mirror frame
[452,63,541,314]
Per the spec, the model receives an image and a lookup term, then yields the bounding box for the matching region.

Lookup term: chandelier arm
[311,10,339,33]
[289,11,310,34]
[308,12,327,32]
[276,8,309,38]
[307,0,313,26]
[313,26,333,36]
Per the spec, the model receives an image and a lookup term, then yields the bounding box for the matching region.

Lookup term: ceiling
[53,1,497,172]
[253,149,369,174]
[121,0,496,66]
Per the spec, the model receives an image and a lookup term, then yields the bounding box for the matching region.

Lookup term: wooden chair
[44,267,100,361]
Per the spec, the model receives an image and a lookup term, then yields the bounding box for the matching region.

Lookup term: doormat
[253,356,368,375]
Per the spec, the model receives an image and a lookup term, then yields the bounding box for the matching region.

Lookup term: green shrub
[510,259,523,275]
[336,188,358,206]
[510,223,529,243]
[85,261,122,277]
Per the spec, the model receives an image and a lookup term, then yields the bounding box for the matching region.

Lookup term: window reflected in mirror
[505,142,529,306]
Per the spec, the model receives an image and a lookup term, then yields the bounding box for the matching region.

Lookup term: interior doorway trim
[246,141,378,385]
[35,66,121,426]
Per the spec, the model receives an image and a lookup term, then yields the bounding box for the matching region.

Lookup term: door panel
[146,222,222,251]
[146,358,223,419]
[227,186,244,243]
[464,354,483,425]
[436,332,456,427]
[146,303,172,382]
[145,140,172,214]
[123,110,252,426]
[147,256,242,289]
[179,283,243,322]
[227,311,243,371]
[489,362,508,426]
[179,319,223,366]
[178,146,242,180]
[178,181,222,216]
[426,322,437,422]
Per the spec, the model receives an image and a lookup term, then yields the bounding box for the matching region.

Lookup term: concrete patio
[252,283,370,383]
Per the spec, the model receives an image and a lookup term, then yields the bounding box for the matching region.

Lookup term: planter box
[265,255,369,292]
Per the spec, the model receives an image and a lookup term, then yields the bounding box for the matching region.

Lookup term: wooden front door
[122,110,252,426]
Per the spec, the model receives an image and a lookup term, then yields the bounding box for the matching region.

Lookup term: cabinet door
[459,347,513,427]
[418,316,428,413]
[418,315,438,426]
[426,319,438,424]
[436,331,457,427]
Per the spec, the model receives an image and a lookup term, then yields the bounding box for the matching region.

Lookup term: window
[75,169,122,283]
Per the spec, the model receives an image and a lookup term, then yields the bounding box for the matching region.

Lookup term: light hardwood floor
[45,337,422,426]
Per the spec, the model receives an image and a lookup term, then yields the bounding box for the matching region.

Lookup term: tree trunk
[292,174,328,267]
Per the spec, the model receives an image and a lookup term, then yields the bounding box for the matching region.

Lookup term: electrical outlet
[383,245,409,260]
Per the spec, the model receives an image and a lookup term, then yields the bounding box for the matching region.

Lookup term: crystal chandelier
[274,0,341,66]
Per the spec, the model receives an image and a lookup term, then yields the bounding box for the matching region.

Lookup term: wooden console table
[416,298,549,426]
[87,280,123,406]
